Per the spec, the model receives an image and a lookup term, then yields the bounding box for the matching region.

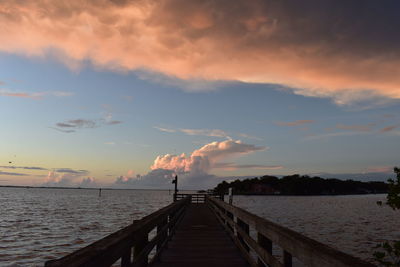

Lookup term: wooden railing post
[284,250,292,267]
[121,248,132,267]
[257,233,272,267]
[237,218,250,252]
[157,218,168,251]
[134,234,149,267]
[227,211,234,233]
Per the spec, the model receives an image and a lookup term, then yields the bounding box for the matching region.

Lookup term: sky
[0,0,399,189]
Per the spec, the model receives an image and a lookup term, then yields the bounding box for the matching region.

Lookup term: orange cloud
[1,0,400,103]
[380,124,400,133]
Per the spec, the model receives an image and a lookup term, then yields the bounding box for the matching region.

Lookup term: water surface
[1,188,398,266]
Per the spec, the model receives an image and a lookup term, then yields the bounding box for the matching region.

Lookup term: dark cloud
[56,119,97,129]
[52,117,122,133]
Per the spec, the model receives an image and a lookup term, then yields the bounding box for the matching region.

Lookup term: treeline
[213,174,388,195]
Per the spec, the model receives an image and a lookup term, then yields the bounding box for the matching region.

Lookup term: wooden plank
[150,204,248,267]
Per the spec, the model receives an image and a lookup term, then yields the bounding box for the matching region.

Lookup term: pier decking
[45,194,376,267]
[151,203,248,267]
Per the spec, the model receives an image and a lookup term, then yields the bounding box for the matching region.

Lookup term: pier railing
[174,193,223,203]
[45,197,191,267]
[206,196,375,267]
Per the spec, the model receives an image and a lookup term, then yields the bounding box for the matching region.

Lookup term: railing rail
[206,196,375,267]
[45,197,191,267]
[174,193,207,203]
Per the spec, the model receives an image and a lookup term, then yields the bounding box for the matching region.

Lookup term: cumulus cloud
[151,140,266,174]
[1,0,400,103]
[114,140,269,189]
[78,177,98,187]
[42,170,97,187]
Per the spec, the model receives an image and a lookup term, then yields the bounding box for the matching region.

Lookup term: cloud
[114,140,269,189]
[151,140,266,174]
[104,141,115,145]
[180,128,230,138]
[154,126,261,140]
[153,126,176,133]
[213,162,283,171]
[0,170,26,176]
[1,1,400,103]
[237,133,263,141]
[336,123,375,132]
[52,116,122,133]
[0,89,73,99]
[78,177,98,187]
[56,119,97,129]
[365,166,394,174]
[42,170,96,187]
[55,168,89,175]
[276,120,315,127]
[380,124,400,133]
[0,165,47,170]
[304,131,370,141]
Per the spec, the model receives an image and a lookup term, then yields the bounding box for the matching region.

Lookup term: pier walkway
[151,203,248,267]
[45,194,376,267]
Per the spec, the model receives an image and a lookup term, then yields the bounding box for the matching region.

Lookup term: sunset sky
[1,0,399,189]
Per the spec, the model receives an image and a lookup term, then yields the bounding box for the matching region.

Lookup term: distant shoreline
[0,185,172,191]
[0,185,387,196]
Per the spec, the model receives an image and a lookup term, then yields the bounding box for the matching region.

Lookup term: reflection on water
[0,188,399,266]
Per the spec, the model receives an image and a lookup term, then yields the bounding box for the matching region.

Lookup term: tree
[374,167,400,267]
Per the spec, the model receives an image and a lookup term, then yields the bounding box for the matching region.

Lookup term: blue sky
[0,0,399,188]
[1,52,399,188]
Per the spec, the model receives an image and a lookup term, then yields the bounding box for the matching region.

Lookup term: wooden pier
[45,194,376,267]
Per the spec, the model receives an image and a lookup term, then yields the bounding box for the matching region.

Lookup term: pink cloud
[365,166,393,174]
[151,140,266,174]
[0,1,399,103]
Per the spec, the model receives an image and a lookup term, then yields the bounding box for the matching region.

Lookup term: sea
[0,187,399,266]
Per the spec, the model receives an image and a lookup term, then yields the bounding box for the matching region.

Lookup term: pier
[45,194,375,267]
